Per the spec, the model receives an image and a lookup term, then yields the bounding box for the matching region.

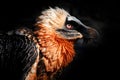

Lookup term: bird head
[35,7,98,45]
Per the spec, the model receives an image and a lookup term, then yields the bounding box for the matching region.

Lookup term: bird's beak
[56,16,99,43]
[67,16,99,44]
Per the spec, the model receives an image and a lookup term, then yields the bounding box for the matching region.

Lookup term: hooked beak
[67,16,99,44]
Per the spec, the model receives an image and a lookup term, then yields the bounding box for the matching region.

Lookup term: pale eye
[66,24,73,29]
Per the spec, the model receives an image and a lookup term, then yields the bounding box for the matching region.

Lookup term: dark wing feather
[0,28,38,80]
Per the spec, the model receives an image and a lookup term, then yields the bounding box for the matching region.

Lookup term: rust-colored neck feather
[34,24,75,72]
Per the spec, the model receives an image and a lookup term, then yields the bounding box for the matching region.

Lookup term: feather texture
[34,7,76,79]
[0,28,39,80]
[0,7,98,80]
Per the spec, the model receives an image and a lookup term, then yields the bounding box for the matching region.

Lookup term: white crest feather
[36,7,70,29]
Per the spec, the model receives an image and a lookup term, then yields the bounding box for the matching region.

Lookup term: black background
[0,0,119,80]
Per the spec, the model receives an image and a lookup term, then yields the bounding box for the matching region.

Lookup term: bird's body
[0,28,39,80]
[0,7,98,80]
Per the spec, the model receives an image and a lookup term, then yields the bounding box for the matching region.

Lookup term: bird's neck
[34,27,75,72]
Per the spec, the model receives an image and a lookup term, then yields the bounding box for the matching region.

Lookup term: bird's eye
[66,24,73,30]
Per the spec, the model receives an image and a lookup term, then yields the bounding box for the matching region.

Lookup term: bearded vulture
[0,7,98,80]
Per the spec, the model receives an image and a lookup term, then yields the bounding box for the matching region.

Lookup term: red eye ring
[66,24,73,29]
